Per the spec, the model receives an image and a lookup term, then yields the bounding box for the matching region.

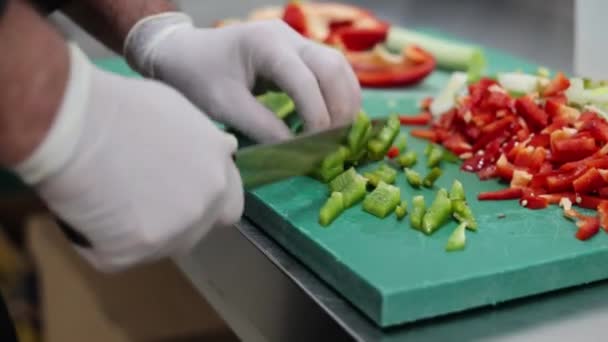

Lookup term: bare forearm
[63,0,177,53]
[0,0,68,167]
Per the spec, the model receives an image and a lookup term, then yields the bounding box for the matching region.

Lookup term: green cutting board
[244,44,608,327]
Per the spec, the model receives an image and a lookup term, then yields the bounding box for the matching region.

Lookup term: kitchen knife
[235,118,387,190]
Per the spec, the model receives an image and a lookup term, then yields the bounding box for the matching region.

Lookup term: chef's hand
[124,13,361,143]
[13,45,243,272]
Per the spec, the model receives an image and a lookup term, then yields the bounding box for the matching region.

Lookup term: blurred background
[51,0,575,72]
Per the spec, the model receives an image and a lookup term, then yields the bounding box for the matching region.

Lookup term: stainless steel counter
[176,218,608,341]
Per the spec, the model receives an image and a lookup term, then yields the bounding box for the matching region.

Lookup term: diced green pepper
[257,91,295,119]
[404,168,422,188]
[395,134,408,152]
[424,143,433,156]
[445,222,467,252]
[452,200,478,231]
[427,145,444,168]
[319,192,345,226]
[363,182,401,218]
[423,167,443,188]
[316,165,344,183]
[397,151,417,168]
[329,167,358,193]
[342,177,368,208]
[321,146,350,170]
[364,164,397,187]
[449,180,465,201]
[422,188,453,235]
[443,150,460,163]
[410,195,426,230]
[395,201,408,220]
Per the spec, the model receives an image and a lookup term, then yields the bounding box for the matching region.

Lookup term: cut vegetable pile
[216,1,486,88]
[408,70,608,241]
[309,110,477,252]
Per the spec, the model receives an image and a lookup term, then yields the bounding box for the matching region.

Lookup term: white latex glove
[124,13,361,143]
[12,44,243,272]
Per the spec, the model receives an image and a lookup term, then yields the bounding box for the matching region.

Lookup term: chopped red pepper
[529,134,550,148]
[410,129,438,142]
[399,111,432,126]
[598,201,608,232]
[515,95,549,130]
[478,188,523,201]
[468,78,497,106]
[386,146,399,159]
[552,136,598,163]
[496,154,515,181]
[420,97,433,111]
[542,72,570,97]
[573,168,606,194]
[575,217,600,241]
[520,191,549,209]
[477,164,497,180]
[443,134,473,155]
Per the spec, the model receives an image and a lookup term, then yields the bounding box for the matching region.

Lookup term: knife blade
[235,118,387,189]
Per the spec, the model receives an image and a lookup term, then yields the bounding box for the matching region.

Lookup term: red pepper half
[346,45,436,87]
[478,188,523,201]
[399,111,432,125]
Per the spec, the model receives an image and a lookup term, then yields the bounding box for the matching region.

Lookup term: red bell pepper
[581,117,608,143]
[468,78,497,106]
[346,46,436,87]
[515,95,549,130]
[575,216,600,241]
[573,168,606,194]
[399,111,432,125]
[478,188,523,201]
[598,201,608,232]
[599,186,608,199]
[542,72,570,97]
[327,24,389,51]
[529,134,550,148]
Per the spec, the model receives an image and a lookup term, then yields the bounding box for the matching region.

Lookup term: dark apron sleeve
[0,293,17,342]
[0,0,7,17]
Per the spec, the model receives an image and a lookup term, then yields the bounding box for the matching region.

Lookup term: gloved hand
[124,13,361,143]
[12,44,243,272]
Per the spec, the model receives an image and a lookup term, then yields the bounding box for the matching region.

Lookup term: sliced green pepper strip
[427,145,444,168]
[449,180,465,201]
[367,115,400,160]
[422,188,453,235]
[395,201,408,220]
[404,168,422,188]
[319,192,345,227]
[423,167,443,188]
[395,134,408,153]
[445,222,467,252]
[452,200,478,231]
[397,151,417,168]
[321,146,350,170]
[363,182,401,218]
[347,111,371,153]
[410,195,426,230]
[364,163,397,187]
